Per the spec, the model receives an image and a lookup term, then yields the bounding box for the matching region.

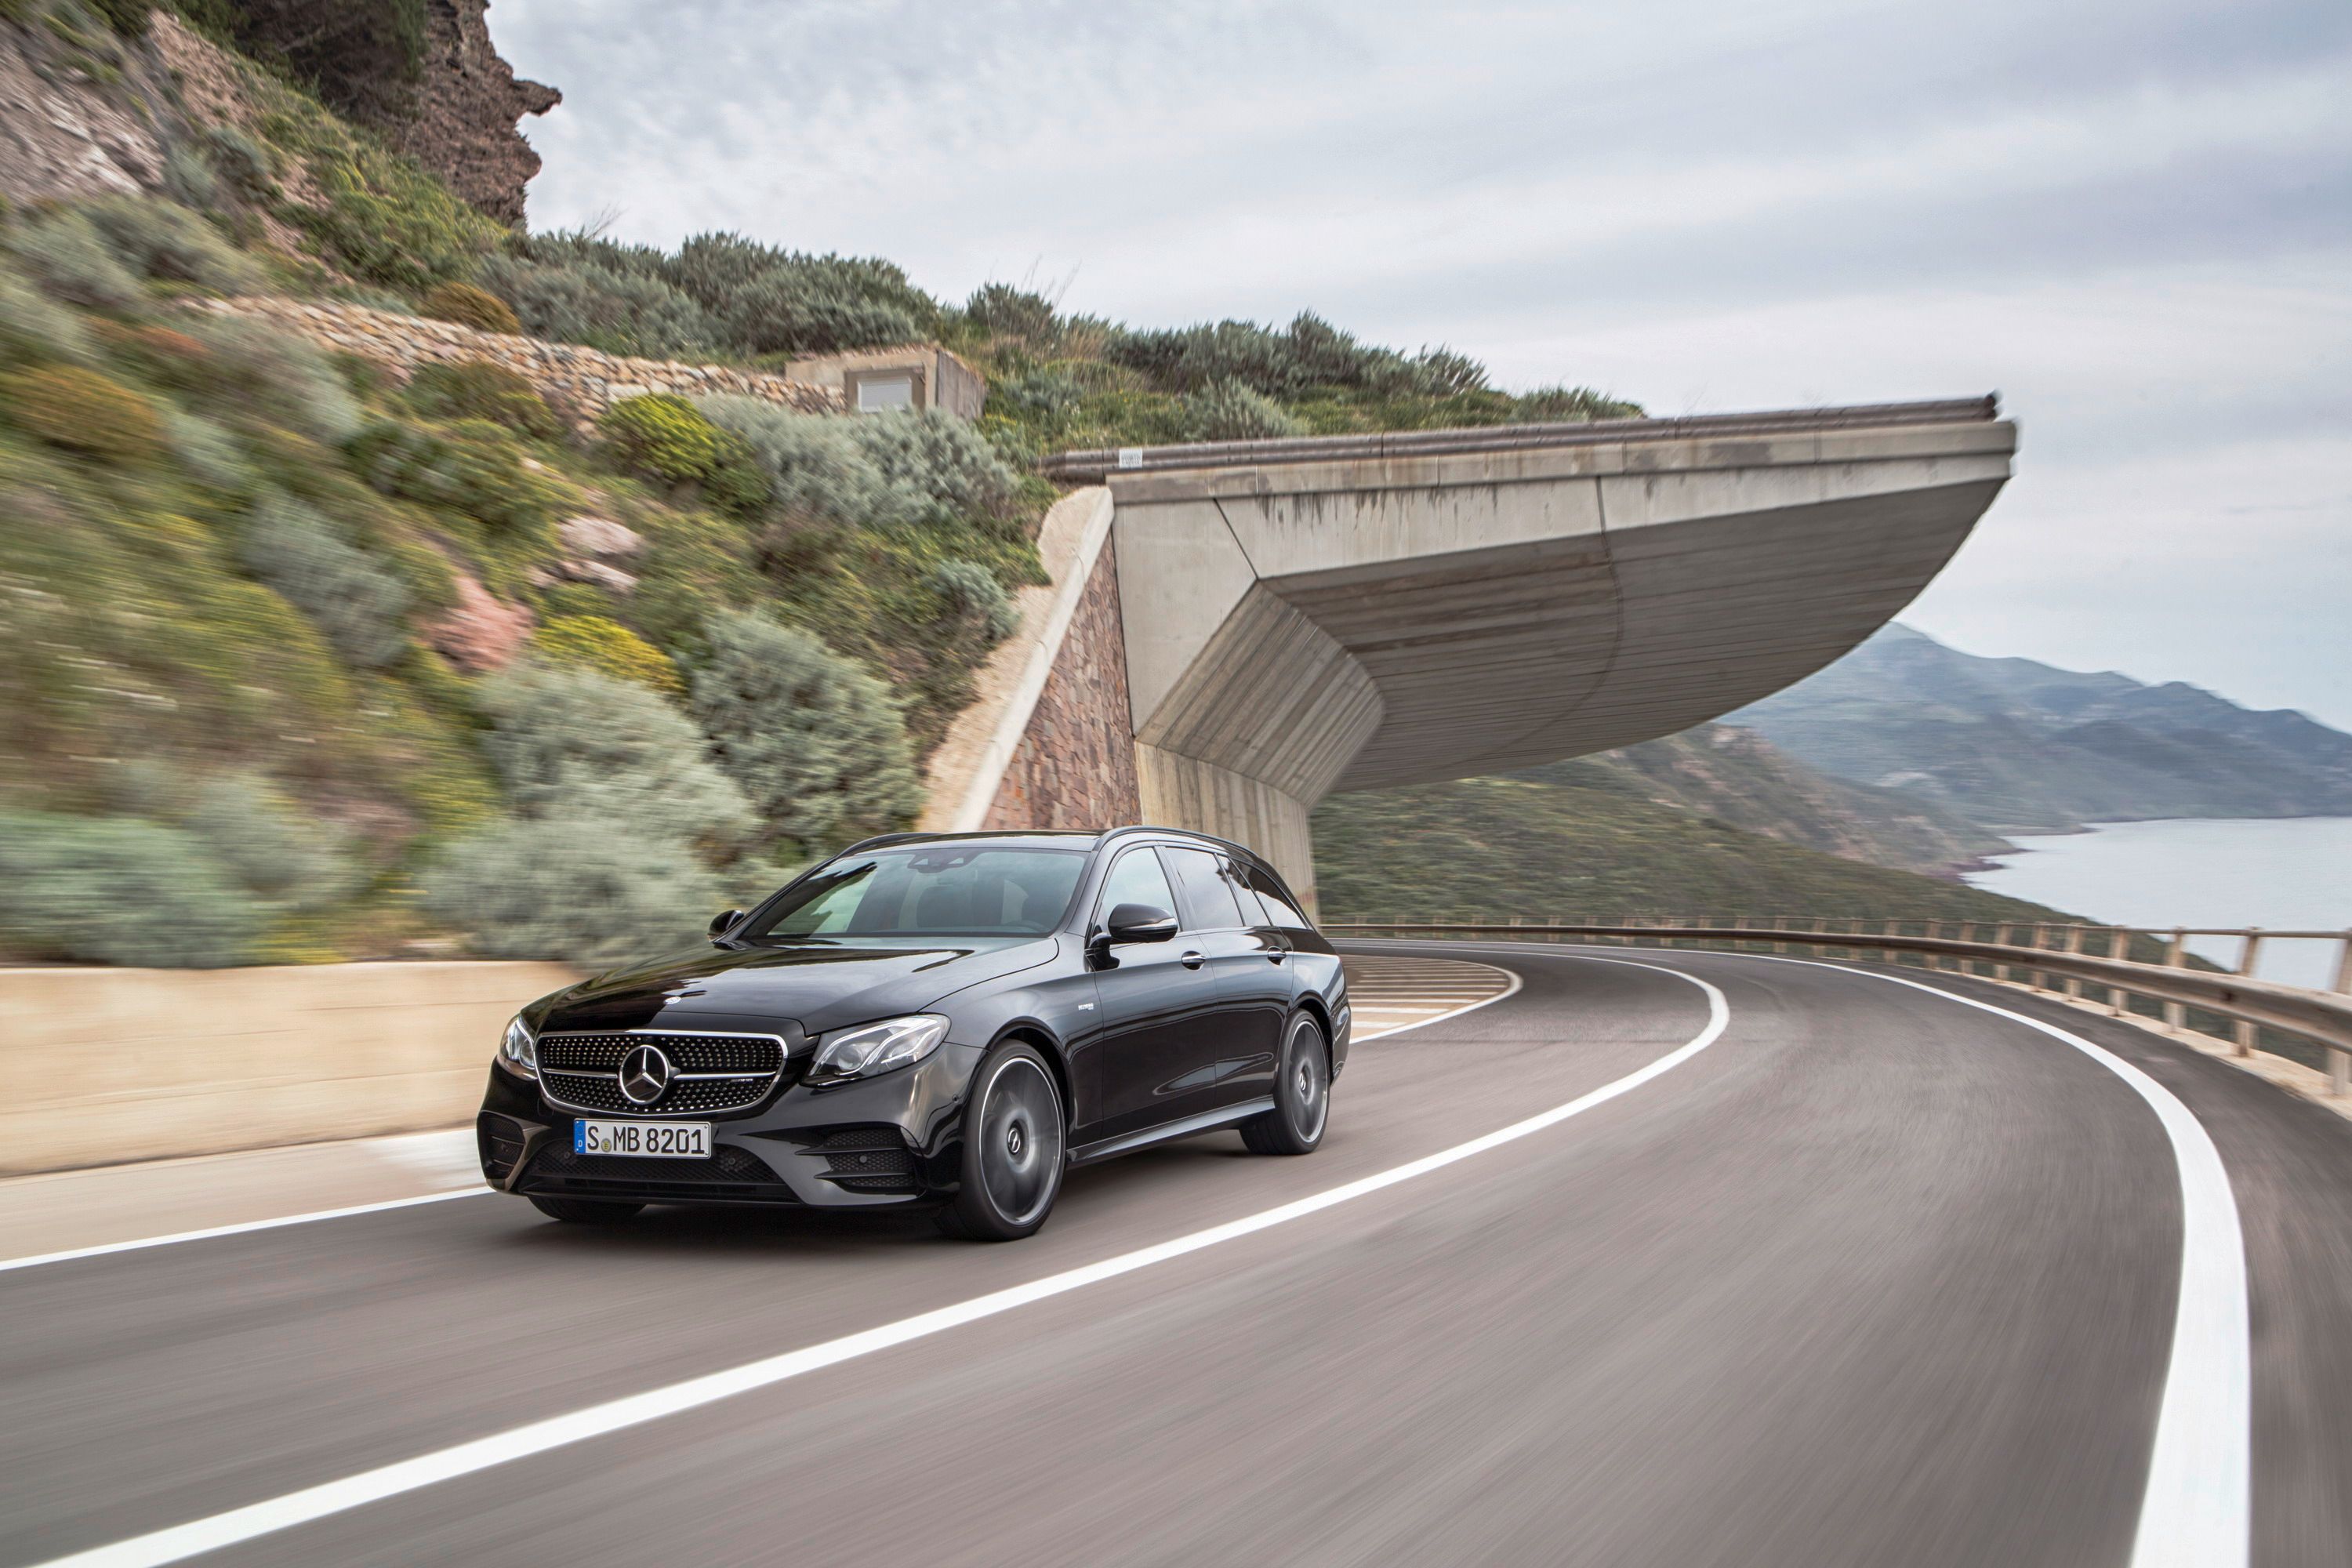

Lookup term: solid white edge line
[0,1188,491,1276]
[1374,938,2251,1568]
[34,955,1715,1568]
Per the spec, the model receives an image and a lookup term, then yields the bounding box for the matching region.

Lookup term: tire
[1242,1011,1330,1156]
[528,1196,645,1225]
[937,1041,1066,1241]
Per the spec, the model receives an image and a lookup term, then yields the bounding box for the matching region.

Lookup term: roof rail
[833,831,937,855]
[1094,822,1263,862]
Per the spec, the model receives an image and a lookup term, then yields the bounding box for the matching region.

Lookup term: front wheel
[938,1042,1066,1241]
[1242,1012,1329,1156]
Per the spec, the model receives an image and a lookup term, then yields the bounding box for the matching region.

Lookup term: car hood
[535,936,1059,1039]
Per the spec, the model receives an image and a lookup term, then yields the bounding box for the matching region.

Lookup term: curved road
[5,942,2351,1566]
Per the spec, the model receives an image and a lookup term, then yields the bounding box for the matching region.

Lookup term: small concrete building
[785,344,985,420]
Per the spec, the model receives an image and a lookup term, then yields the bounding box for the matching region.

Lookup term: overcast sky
[495,0,2350,728]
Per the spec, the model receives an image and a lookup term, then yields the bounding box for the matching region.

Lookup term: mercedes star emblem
[619,1043,674,1105]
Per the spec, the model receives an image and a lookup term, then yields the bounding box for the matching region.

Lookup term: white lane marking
[35,958,1716,1568]
[0,1189,490,1276]
[1374,938,2250,1568]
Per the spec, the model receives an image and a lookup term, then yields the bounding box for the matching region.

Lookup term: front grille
[536,1031,785,1118]
[791,1125,921,1192]
[520,1143,797,1203]
[477,1113,526,1182]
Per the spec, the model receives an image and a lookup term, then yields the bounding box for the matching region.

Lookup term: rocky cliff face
[376,0,558,225]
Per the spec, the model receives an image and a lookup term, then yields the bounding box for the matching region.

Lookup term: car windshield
[740,846,1087,941]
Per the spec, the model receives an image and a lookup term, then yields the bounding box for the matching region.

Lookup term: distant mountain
[1518,724,2009,876]
[1728,626,2352,833]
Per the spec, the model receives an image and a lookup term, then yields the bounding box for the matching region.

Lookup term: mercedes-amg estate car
[477,827,1348,1240]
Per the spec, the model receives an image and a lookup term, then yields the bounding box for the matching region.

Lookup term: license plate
[573,1120,711,1159]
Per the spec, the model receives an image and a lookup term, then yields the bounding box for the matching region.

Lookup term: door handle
[1267,946,1286,963]
[1180,949,1205,969]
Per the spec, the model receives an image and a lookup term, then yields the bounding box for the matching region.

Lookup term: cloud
[491,0,2352,725]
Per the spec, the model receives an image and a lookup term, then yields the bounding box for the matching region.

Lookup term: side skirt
[1068,1098,1275,1167]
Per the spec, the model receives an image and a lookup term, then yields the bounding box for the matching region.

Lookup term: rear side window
[1095,847,1178,924]
[1236,861,1312,930]
[1163,846,1246,931]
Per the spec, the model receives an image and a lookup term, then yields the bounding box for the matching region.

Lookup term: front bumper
[477,1040,985,1210]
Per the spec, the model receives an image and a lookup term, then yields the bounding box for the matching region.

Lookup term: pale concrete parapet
[0,961,578,1174]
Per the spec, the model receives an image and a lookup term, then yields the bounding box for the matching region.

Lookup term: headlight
[497,1014,538,1078]
[809,1014,949,1083]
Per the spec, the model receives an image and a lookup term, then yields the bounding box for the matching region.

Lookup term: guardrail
[1326,918,2352,1097]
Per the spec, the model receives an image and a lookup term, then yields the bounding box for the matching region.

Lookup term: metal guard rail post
[1327,921,2352,1094]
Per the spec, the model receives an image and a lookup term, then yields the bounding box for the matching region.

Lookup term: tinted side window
[1164,846,1245,930]
[1095,848,1177,926]
[1237,861,1312,930]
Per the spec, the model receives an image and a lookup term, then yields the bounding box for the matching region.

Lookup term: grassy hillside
[1545,724,2010,876]
[1311,768,2074,927]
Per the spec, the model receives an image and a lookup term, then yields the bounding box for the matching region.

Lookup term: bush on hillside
[291,128,505,292]
[0,271,93,365]
[355,417,564,535]
[160,406,254,488]
[183,315,363,444]
[690,611,920,849]
[1511,385,1644,423]
[473,662,755,854]
[419,814,724,965]
[475,254,714,360]
[851,407,1018,520]
[78,196,263,293]
[182,772,360,911]
[0,364,165,460]
[928,559,1018,642]
[164,146,220,209]
[695,395,890,528]
[0,813,263,967]
[528,615,681,695]
[1178,378,1303,442]
[419,280,521,336]
[665,234,933,356]
[235,493,411,668]
[598,394,769,514]
[963,282,1058,347]
[8,210,143,308]
[405,360,561,439]
[199,124,274,201]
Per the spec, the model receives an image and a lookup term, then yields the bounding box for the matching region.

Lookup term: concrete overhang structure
[1036,397,2015,905]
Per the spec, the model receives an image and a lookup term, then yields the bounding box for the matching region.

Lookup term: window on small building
[854,374,916,412]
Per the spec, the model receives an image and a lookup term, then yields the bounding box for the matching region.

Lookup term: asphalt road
[5,942,2350,1567]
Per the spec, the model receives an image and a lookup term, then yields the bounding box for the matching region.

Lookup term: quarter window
[1163,846,1246,931]
[1095,848,1178,927]
[1237,862,1312,930]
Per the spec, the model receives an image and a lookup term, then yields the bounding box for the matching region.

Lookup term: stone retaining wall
[188,297,841,432]
[981,539,1142,831]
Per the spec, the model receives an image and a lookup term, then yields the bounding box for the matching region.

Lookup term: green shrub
[183,315,362,444]
[235,493,411,668]
[0,363,165,459]
[0,812,262,967]
[475,254,714,359]
[164,146,219,209]
[199,124,274,201]
[0,270,93,365]
[928,559,1018,641]
[182,771,359,911]
[1178,378,1303,442]
[79,195,263,294]
[851,407,1018,519]
[689,611,920,850]
[1512,385,1643,423]
[695,395,887,527]
[665,234,933,355]
[529,615,681,695]
[160,406,253,488]
[599,393,769,514]
[285,121,503,292]
[964,282,1058,346]
[355,417,563,535]
[405,359,561,438]
[473,662,755,853]
[419,280,521,336]
[9,210,142,307]
[89,0,151,35]
[419,814,724,965]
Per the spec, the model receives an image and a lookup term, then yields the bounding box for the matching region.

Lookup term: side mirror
[707,909,747,942]
[1105,902,1178,945]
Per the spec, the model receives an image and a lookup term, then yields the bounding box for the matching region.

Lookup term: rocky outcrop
[0,12,194,205]
[379,0,559,225]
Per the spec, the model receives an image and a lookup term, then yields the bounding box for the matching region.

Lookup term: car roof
[837,825,1265,863]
